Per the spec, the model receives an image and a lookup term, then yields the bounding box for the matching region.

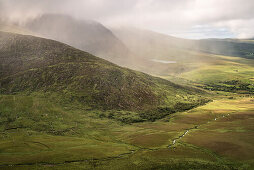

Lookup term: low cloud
[0,0,253,38]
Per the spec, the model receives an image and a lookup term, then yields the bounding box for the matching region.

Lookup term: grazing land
[0,32,254,169]
[0,94,253,169]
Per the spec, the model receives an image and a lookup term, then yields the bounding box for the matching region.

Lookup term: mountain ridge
[21,14,133,66]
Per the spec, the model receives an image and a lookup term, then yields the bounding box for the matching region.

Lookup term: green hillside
[113,28,254,94]
[190,39,254,59]
[0,31,208,122]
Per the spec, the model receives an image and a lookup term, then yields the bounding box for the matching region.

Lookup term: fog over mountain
[1,0,254,75]
[22,14,132,66]
[1,0,254,39]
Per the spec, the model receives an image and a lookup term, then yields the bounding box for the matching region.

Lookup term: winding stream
[167,114,230,148]
[0,113,232,168]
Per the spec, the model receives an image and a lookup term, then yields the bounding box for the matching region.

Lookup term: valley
[0,94,253,169]
[1,13,254,170]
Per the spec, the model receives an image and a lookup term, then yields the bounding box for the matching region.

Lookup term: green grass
[174,55,254,94]
[1,31,254,169]
[0,94,253,169]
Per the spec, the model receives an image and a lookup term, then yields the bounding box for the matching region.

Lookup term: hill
[22,14,132,66]
[113,27,254,61]
[112,27,227,74]
[0,31,207,122]
[190,39,254,59]
[112,27,254,94]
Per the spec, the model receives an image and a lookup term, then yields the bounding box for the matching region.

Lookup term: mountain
[113,27,254,60]
[112,27,254,73]
[0,31,207,122]
[22,14,132,66]
[112,27,254,94]
[116,27,254,60]
[112,27,216,75]
[190,39,254,59]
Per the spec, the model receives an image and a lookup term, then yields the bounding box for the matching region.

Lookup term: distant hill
[22,14,132,66]
[190,39,254,59]
[113,27,254,60]
[0,31,206,121]
[112,27,254,75]
[112,27,213,75]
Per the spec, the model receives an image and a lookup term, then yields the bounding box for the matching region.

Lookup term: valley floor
[0,94,253,169]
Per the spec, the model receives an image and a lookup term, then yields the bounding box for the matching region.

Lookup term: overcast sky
[1,0,254,39]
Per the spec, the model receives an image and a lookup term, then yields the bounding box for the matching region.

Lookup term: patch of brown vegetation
[129,133,172,148]
[183,131,254,161]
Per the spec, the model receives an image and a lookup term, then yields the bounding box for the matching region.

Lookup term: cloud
[0,0,254,38]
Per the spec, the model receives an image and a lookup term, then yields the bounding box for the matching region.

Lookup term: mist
[1,0,254,76]
[1,0,254,39]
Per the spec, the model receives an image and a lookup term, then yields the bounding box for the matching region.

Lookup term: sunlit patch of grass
[181,99,254,161]
[0,132,135,165]
[0,93,253,169]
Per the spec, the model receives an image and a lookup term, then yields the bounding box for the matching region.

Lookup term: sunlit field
[0,93,253,169]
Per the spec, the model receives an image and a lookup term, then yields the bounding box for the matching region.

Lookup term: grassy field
[0,93,253,169]
[180,55,254,84]
[1,31,254,169]
[157,54,254,95]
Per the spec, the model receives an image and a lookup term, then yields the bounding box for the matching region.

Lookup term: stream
[0,113,232,168]
[167,114,230,148]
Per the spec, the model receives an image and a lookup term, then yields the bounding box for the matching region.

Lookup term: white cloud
[0,0,253,38]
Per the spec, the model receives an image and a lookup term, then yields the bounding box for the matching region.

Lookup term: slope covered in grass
[190,39,254,59]
[113,27,254,94]
[179,55,254,94]
[113,27,254,74]
[0,31,208,121]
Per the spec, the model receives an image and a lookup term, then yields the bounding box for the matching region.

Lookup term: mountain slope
[22,14,132,65]
[112,27,218,75]
[112,27,254,94]
[113,27,254,61]
[0,31,207,121]
[190,39,254,59]
[0,23,33,35]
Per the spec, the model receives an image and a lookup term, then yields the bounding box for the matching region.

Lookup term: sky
[0,0,254,39]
